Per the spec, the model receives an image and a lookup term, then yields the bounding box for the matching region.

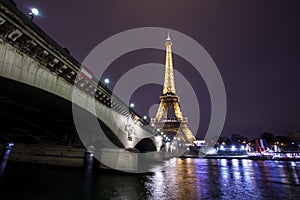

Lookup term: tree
[260,132,275,145]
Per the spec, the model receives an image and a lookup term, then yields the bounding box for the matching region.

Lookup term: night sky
[14,0,300,139]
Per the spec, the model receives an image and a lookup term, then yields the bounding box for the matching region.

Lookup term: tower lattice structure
[151,33,196,144]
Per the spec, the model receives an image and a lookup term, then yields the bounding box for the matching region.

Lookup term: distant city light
[231,145,236,151]
[220,145,225,151]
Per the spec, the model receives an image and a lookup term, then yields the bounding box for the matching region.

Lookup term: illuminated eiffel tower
[151,33,196,144]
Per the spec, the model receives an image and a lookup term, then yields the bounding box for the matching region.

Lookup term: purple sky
[14,0,300,138]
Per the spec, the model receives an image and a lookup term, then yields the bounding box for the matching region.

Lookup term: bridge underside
[0,76,123,148]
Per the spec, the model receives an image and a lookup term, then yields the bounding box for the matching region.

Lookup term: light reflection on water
[0,158,299,200]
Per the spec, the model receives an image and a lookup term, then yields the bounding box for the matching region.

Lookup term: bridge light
[104,78,110,84]
[7,143,14,147]
[31,8,39,16]
[29,8,39,20]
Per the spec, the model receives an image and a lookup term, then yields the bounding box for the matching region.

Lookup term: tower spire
[163,32,176,94]
[167,31,171,41]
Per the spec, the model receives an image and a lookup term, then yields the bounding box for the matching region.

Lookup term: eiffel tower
[151,33,196,144]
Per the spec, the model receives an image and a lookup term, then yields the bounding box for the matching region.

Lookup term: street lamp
[29,8,39,20]
[104,78,110,84]
[143,116,147,120]
[130,103,135,108]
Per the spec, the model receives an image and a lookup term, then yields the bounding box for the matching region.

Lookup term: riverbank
[180,154,300,161]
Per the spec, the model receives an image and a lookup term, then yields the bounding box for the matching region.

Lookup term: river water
[0,157,299,200]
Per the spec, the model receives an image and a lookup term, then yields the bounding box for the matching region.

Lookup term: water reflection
[145,159,300,200]
[0,148,11,173]
[0,157,299,200]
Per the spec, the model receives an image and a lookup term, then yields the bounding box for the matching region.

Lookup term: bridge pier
[96,149,172,172]
[97,148,138,172]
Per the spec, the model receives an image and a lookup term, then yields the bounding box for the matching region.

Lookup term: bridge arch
[134,138,156,152]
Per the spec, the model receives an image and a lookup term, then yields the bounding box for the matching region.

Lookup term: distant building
[217,136,229,145]
[231,134,248,145]
[287,132,300,144]
[193,140,205,147]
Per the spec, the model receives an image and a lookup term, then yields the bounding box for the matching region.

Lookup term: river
[0,157,299,200]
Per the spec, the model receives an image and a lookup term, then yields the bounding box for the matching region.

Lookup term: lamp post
[104,78,110,84]
[130,103,135,108]
[29,8,39,20]
[104,78,110,88]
